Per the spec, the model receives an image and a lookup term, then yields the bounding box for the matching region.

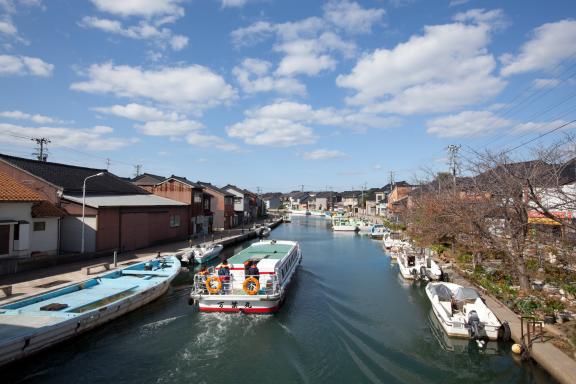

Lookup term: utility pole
[447,144,461,192]
[105,158,111,170]
[134,164,142,178]
[301,184,304,192]
[31,137,51,161]
[389,171,395,188]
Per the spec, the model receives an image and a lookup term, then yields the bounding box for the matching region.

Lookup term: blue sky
[0,0,575,192]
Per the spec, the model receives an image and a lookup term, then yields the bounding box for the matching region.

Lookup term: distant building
[197,182,235,230]
[131,173,166,192]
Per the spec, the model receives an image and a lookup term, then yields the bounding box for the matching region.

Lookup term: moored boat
[370,224,388,239]
[425,282,507,343]
[282,215,291,223]
[397,249,442,281]
[190,240,302,313]
[191,244,224,264]
[0,256,181,367]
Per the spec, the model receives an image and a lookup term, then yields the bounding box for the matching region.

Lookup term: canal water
[4,217,553,383]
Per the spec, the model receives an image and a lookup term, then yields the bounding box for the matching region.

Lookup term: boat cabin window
[407,255,415,267]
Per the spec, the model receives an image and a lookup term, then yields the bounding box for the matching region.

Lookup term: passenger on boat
[218,261,231,293]
[244,260,252,276]
[198,266,209,293]
[248,262,260,281]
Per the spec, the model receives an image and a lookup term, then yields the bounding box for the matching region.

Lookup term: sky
[0,0,575,193]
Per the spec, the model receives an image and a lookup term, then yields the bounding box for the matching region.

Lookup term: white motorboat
[425,282,506,343]
[383,232,406,249]
[191,244,224,264]
[332,218,359,232]
[190,240,302,313]
[290,209,310,216]
[252,224,271,237]
[397,249,443,281]
[282,215,291,223]
[369,224,388,239]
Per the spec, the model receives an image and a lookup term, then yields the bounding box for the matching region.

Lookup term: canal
[4,216,554,383]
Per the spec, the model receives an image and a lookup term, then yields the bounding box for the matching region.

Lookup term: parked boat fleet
[0,214,511,367]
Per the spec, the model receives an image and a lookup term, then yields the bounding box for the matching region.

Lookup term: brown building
[197,182,235,230]
[0,154,189,253]
[152,176,213,235]
[131,173,166,192]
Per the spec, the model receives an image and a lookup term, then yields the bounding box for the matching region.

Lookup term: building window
[33,222,46,231]
[203,198,210,210]
[194,193,202,203]
[169,215,181,228]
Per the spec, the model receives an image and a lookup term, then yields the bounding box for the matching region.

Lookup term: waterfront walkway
[447,265,576,384]
[0,219,282,306]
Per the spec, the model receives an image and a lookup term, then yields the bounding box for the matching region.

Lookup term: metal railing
[192,273,280,296]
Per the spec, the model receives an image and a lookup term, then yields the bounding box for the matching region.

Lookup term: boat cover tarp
[431,284,452,301]
[454,287,480,302]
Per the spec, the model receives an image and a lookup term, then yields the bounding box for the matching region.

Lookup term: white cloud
[532,78,560,89]
[0,122,135,150]
[186,132,241,152]
[231,16,355,78]
[79,16,188,51]
[453,8,507,29]
[0,110,58,124]
[227,117,317,147]
[323,0,385,34]
[513,120,567,133]
[274,32,355,76]
[136,120,203,136]
[221,0,247,7]
[227,101,400,147]
[71,63,235,111]
[449,0,471,6]
[90,0,184,19]
[302,149,348,160]
[232,58,306,95]
[94,103,184,121]
[0,17,16,35]
[169,34,188,50]
[500,20,576,76]
[0,54,53,76]
[337,19,506,114]
[426,110,512,138]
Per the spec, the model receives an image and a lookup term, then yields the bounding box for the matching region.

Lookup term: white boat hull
[193,245,224,264]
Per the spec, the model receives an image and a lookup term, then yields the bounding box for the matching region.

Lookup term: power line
[502,119,576,155]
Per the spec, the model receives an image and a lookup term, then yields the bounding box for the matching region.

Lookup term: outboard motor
[467,310,487,341]
[410,268,418,279]
[419,266,428,281]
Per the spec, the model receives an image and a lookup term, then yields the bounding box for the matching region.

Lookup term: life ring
[205,276,222,294]
[243,277,260,295]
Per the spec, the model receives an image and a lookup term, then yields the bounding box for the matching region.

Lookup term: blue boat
[0,256,181,367]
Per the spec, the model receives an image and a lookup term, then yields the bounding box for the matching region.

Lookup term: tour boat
[0,256,181,367]
[397,249,443,281]
[191,244,224,264]
[189,240,302,313]
[425,282,505,342]
[370,224,388,239]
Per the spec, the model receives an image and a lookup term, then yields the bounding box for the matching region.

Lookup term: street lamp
[81,172,105,253]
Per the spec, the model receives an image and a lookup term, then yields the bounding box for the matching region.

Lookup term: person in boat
[248,261,260,281]
[218,260,231,293]
[244,260,252,277]
[198,265,209,293]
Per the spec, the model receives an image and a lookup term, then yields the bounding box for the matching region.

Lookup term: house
[309,191,339,211]
[223,185,250,225]
[131,173,166,192]
[0,172,64,258]
[262,192,283,210]
[387,183,415,222]
[285,192,311,211]
[339,191,360,213]
[0,154,189,253]
[152,176,213,235]
[197,182,235,230]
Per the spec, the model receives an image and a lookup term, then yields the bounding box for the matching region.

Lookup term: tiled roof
[132,173,166,183]
[31,201,66,218]
[0,154,147,196]
[197,181,234,196]
[166,175,202,188]
[0,172,44,202]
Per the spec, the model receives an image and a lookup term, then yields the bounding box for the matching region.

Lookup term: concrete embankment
[0,219,283,305]
[447,265,576,384]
